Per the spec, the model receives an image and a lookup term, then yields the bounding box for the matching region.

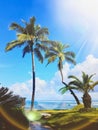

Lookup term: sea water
[25,100,98,110]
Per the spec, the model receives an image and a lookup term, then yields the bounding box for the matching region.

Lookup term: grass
[38,105,98,130]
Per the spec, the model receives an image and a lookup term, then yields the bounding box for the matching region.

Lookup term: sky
[0,0,98,101]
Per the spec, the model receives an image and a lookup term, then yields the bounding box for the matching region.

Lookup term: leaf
[5,40,24,51]
[17,33,33,41]
[59,87,69,94]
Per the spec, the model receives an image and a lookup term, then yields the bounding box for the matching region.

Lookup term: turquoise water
[25,100,98,110]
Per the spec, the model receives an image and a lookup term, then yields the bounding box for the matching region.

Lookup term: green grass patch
[39,106,98,130]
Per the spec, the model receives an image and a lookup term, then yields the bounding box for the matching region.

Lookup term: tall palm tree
[5,16,49,110]
[0,87,29,130]
[45,41,80,104]
[68,72,98,108]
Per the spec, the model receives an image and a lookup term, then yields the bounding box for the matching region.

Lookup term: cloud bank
[9,54,98,101]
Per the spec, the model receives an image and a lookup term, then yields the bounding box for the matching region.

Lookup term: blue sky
[0,0,98,101]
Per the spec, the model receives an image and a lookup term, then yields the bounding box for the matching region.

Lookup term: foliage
[45,41,76,71]
[0,87,29,130]
[5,16,49,62]
[68,72,98,93]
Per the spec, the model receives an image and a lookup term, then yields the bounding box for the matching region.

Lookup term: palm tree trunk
[82,92,91,108]
[31,46,35,110]
[62,81,80,105]
[69,89,80,105]
[59,68,80,105]
[59,69,63,82]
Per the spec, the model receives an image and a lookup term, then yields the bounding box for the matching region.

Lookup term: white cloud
[9,54,98,101]
[69,55,98,81]
[9,81,31,99]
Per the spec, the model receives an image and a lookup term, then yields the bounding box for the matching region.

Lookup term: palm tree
[5,17,49,110]
[0,86,29,130]
[67,72,98,108]
[45,41,80,104]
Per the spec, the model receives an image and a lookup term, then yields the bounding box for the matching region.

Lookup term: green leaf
[59,87,69,94]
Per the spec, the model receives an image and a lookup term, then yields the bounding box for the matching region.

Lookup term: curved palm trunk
[82,92,91,108]
[59,69,64,82]
[31,46,35,110]
[59,68,80,105]
[62,81,80,105]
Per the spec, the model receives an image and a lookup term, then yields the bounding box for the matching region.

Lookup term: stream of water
[29,122,52,130]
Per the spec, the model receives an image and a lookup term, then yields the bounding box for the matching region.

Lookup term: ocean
[25,100,98,110]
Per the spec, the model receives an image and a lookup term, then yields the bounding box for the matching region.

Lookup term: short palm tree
[5,17,49,110]
[68,72,98,108]
[0,86,29,130]
[45,41,80,104]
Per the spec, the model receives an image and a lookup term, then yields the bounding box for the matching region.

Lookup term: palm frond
[45,52,56,58]
[5,40,24,51]
[89,73,96,81]
[46,56,57,66]
[82,72,95,85]
[82,72,88,84]
[59,87,69,94]
[22,45,31,57]
[24,17,35,35]
[17,33,33,41]
[34,48,43,63]
[30,16,36,24]
[90,81,98,90]
[63,44,70,49]
[41,40,57,47]
[35,43,48,52]
[9,23,25,33]
[64,51,75,58]
[68,75,82,84]
[49,47,59,54]
[69,81,83,91]
[59,85,77,94]
[0,87,21,108]
[36,28,49,36]
[37,34,48,41]
[65,56,76,65]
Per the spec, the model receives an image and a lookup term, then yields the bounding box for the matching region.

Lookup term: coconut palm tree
[45,41,80,104]
[0,86,29,130]
[5,17,49,110]
[67,72,98,108]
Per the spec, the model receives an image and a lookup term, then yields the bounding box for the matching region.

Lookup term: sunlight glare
[53,0,98,55]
